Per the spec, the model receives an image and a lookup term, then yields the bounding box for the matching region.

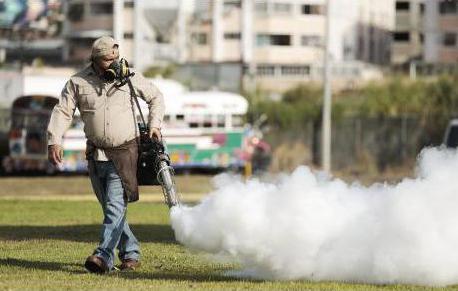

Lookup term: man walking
[47,36,165,273]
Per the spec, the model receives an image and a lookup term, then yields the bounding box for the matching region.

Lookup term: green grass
[0,175,214,196]
[0,177,456,290]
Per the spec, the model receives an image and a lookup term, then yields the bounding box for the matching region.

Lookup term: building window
[420,33,424,44]
[393,32,410,42]
[301,35,322,47]
[419,3,425,14]
[192,33,207,45]
[256,65,275,76]
[255,1,268,13]
[396,1,410,11]
[124,32,134,39]
[224,32,241,40]
[90,3,113,15]
[273,3,292,14]
[443,32,457,46]
[439,0,457,14]
[281,65,310,76]
[256,34,291,46]
[224,0,241,8]
[301,4,323,15]
[124,1,134,8]
[68,3,84,22]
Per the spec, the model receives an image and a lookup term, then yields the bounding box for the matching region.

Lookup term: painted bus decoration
[2,76,268,173]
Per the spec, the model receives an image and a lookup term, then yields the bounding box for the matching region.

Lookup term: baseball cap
[91,36,119,58]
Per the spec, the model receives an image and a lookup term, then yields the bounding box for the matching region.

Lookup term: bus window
[188,114,202,128]
[233,114,244,127]
[11,111,50,129]
[70,116,84,129]
[26,131,46,154]
[203,114,212,128]
[217,114,225,128]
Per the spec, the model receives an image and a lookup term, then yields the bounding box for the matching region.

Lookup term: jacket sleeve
[133,74,165,129]
[47,79,77,145]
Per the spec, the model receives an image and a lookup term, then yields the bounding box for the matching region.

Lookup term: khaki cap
[91,36,119,58]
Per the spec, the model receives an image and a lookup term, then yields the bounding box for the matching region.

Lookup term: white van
[443,119,458,148]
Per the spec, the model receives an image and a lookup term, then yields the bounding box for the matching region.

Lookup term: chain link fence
[266,116,436,173]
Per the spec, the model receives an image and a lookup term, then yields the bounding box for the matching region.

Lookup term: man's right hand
[48,144,63,166]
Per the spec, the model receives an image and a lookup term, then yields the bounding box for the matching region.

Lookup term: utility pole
[212,0,223,62]
[321,0,332,173]
[113,0,124,55]
[177,1,187,63]
[242,0,255,92]
[133,0,143,71]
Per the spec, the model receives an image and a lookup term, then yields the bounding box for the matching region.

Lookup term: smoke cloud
[170,147,458,286]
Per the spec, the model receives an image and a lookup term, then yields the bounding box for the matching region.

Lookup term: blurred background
[0,0,457,183]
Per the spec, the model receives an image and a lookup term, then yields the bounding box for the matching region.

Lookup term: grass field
[0,176,455,290]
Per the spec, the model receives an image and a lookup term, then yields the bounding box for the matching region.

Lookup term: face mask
[103,58,130,82]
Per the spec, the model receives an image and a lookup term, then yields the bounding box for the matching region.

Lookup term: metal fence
[266,116,434,172]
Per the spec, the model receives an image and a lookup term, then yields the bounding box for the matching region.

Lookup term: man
[47,36,165,273]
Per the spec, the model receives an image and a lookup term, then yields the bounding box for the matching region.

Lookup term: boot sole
[84,260,107,274]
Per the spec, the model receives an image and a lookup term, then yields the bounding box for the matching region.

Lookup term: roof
[136,90,248,115]
[23,75,68,98]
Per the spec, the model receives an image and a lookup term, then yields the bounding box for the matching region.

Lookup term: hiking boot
[120,258,141,271]
[84,255,109,274]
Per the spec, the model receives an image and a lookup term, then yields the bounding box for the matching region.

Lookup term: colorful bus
[3,95,58,173]
[58,89,251,172]
[3,77,257,173]
[137,90,249,170]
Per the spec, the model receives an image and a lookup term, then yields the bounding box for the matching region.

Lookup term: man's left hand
[149,127,162,141]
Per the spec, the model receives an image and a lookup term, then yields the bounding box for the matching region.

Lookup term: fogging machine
[122,75,180,208]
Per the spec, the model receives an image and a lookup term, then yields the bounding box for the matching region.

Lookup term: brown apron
[86,138,139,203]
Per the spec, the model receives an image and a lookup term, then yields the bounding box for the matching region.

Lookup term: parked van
[443,119,458,148]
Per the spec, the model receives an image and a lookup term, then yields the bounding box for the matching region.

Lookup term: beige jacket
[47,65,165,149]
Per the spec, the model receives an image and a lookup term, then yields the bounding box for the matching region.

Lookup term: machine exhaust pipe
[156,159,180,208]
[137,127,182,209]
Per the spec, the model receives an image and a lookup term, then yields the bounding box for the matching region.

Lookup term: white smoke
[170,147,458,286]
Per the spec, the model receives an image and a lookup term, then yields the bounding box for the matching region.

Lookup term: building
[423,0,458,64]
[64,0,135,65]
[64,0,193,71]
[0,0,64,66]
[187,0,394,92]
[391,0,425,65]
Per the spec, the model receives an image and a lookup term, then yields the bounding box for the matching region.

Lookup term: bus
[137,90,250,171]
[2,95,59,173]
[61,89,253,173]
[3,76,262,173]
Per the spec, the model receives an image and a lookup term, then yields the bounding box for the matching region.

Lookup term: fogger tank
[137,124,180,208]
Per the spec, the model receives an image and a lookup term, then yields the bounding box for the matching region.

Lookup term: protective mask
[103,58,130,82]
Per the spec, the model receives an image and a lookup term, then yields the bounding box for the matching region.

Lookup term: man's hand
[149,127,162,141]
[48,144,63,166]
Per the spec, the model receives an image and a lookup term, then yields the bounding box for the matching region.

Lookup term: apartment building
[63,0,193,71]
[188,0,394,91]
[424,0,458,63]
[64,0,135,63]
[391,0,425,64]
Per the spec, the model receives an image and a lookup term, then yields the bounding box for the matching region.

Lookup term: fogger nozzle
[157,160,180,208]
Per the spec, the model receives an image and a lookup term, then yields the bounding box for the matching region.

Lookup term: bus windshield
[11,95,58,130]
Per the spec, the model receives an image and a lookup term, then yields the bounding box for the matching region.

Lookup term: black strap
[126,78,147,129]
